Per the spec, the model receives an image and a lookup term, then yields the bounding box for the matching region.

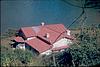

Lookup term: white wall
[40,50,52,55]
[40,38,73,55]
[52,38,72,48]
[67,30,71,35]
[16,43,25,50]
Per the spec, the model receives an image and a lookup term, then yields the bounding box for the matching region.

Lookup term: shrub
[1,46,42,66]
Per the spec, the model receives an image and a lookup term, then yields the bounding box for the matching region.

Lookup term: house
[12,23,75,55]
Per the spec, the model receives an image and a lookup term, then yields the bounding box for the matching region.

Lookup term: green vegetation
[68,42,100,66]
[0,46,44,66]
[1,28,17,39]
[66,24,100,66]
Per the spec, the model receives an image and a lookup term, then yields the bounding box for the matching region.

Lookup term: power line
[61,0,99,8]
[66,0,87,29]
[52,0,87,57]
[68,9,85,29]
[62,0,83,8]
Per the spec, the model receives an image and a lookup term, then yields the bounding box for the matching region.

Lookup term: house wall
[67,30,71,35]
[18,30,26,40]
[52,38,72,48]
[40,38,73,55]
[25,44,31,50]
[40,50,52,55]
[25,43,39,55]
[16,43,25,50]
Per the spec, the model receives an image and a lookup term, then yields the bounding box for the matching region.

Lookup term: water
[1,0,100,34]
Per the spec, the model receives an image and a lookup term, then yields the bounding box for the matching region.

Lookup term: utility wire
[68,9,84,29]
[67,0,87,29]
[62,0,83,8]
[62,0,99,8]
[51,1,87,66]
[62,0,99,29]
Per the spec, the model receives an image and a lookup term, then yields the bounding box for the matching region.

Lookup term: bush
[68,42,100,66]
[67,25,100,66]
[1,46,42,66]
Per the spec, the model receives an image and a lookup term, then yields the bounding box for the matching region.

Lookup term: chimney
[46,33,50,38]
[67,30,71,35]
[41,22,45,26]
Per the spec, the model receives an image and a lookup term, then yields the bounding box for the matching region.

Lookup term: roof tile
[26,38,52,53]
[21,27,36,38]
[14,36,24,42]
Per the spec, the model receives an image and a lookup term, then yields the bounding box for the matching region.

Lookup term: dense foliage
[66,25,100,66]
[68,42,100,66]
[0,46,44,66]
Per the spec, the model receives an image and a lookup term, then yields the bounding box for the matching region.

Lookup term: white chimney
[67,30,71,35]
[41,22,45,26]
[46,33,50,38]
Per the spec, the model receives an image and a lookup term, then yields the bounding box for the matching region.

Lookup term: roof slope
[26,38,52,53]
[21,27,36,38]
[14,36,24,42]
[45,24,66,33]
[37,27,61,44]
[20,24,67,39]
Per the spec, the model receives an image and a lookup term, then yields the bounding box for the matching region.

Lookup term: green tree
[1,45,44,66]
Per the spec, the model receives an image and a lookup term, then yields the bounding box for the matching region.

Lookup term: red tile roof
[20,24,66,39]
[37,35,51,44]
[14,36,24,42]
[15,23,74,53]
[21,27,36,38]
[26,38,52,53]
[45,24,66,33]
[38,27,61,43]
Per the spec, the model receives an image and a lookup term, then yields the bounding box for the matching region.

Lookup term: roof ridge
[36,35,52,45]
[20,23,63,28]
